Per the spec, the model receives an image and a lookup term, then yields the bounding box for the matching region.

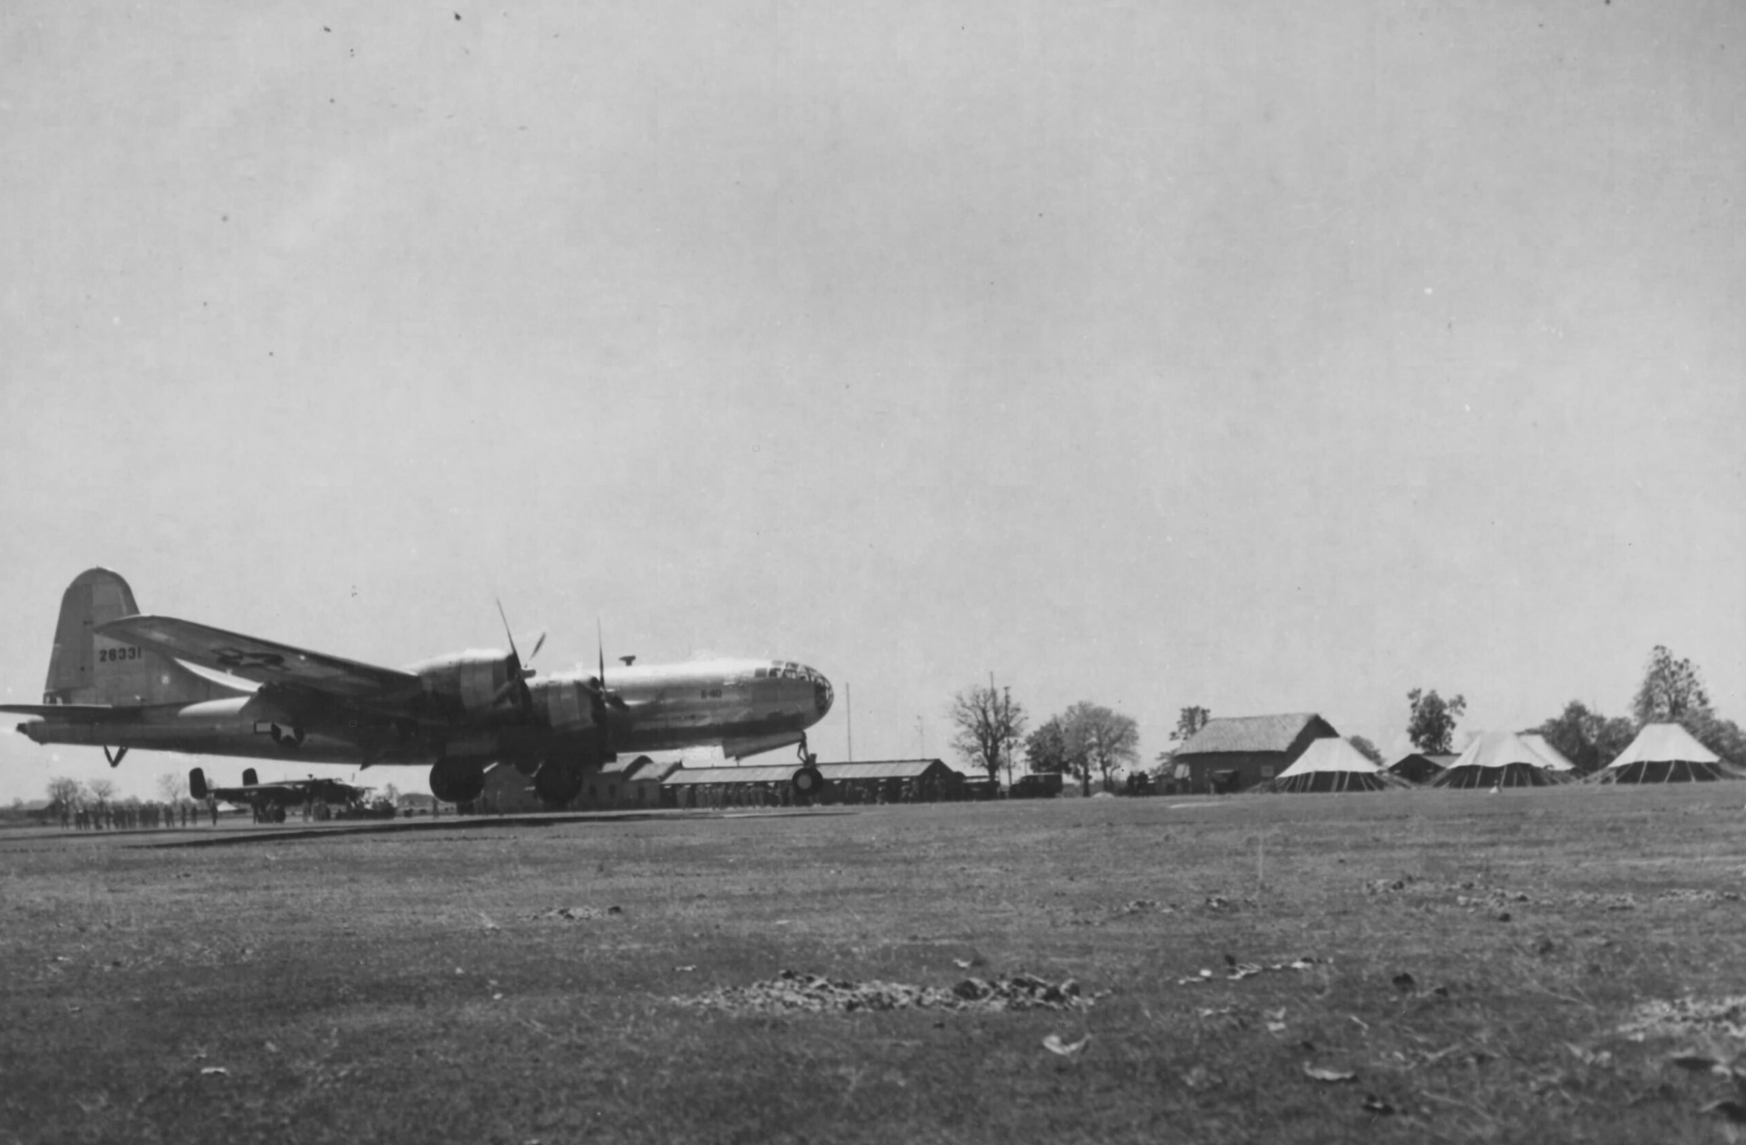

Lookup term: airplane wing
[0,703,141,720]
[95,615,422,701]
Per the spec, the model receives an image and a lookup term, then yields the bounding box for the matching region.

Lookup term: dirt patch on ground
[1618,996,1746,1041]
[673,969,1091,1015]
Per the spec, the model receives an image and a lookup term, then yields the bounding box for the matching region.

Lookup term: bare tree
[1061,701,1140,796]
[155,771,183,805]
[949,683,1029,785]
[46,776,85,813]
[87,777,117,806]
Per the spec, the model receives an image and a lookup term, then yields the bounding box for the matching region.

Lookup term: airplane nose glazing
[812,671,834,716]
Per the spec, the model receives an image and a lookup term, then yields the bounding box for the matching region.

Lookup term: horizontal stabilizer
[0,703,141,721]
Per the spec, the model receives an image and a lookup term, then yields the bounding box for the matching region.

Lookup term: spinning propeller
[586,618,632,724]
[491,600,545,715]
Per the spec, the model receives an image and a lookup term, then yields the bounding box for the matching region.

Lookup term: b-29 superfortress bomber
[3,569,833,806]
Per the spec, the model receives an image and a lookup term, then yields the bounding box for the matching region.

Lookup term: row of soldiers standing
[63,801,218,830]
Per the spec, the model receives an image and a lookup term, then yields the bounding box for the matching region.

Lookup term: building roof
[1275,737,1386,779]
[598,756,683,781]
[630,759,682,782]
[663,759,953,786]
[1602,723,1721,769]
[1176,713,1338,756]
[1388,751,1458,772]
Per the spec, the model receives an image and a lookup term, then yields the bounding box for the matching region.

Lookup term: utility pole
[989,671,999,779]
[846,682,853,762]
[1003,684,1015,787]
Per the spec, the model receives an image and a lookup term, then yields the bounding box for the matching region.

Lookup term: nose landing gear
[791,735,824,802]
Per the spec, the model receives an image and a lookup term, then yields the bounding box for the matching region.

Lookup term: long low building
[662,758,968,807]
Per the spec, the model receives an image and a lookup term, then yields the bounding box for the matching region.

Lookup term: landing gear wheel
[272,805,287,823]
[791,764,824,801]
[790,734,822,801]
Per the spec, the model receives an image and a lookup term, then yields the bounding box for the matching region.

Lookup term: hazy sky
[2,0,1741,802]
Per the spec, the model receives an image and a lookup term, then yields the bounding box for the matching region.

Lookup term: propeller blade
[597,618,605,686]
[496,599,521,664]
[528,632,546,664]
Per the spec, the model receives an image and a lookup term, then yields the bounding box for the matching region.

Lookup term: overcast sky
[2,0,1741,802]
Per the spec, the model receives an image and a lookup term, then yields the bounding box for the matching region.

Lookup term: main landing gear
[790,735,824,802]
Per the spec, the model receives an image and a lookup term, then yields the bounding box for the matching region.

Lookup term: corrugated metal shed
[664,765,801,786]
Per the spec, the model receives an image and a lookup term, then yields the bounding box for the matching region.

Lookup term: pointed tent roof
[1446,731,1551,771]
[1275,737,1386,779]
[1519,733,1577,772]
[1601,723,1720,770]
[1430,731,1566,787]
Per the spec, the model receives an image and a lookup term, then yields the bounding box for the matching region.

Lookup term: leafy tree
[1406,688,1467,754]
[1348,735,1384,765]
[46,776,84,813]
[1632,645,1711,725]
[1529,700,1639,772]
[949,683,1029,785]
[1024,717,1073,776]
[1060,701,1140,796]
[1170,706,1211,742]
[1681,711,1746,766]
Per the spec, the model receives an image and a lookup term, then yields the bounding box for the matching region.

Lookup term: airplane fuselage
[20,656,833,768]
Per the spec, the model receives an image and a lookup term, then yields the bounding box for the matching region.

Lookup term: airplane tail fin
[242,767,259,787]
[189,768,208,800]
[42,569,240,707]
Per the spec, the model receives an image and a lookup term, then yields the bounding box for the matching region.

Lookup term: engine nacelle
[533,678,597,733]
[429,758,488,804]
[409,651,516,718]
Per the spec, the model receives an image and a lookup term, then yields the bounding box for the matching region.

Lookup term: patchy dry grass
[2,786,1745,1143]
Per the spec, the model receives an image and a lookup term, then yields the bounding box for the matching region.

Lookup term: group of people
[61,801,217,830]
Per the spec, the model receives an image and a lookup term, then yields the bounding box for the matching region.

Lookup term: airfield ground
[2,788,1745,1144]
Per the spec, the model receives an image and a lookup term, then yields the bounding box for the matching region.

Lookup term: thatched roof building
[1172,713,1340,793]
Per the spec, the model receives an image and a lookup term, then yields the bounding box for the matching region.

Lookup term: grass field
[3,786,1745,1144]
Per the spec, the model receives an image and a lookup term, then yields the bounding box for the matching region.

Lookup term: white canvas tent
[1519,734,1577,774]
[1254,737,1404,793]
[1592,723,1742,784]
[1430,731,1567,789]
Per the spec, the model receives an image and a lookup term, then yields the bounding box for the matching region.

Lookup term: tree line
[949,684,1138,796]
[948,643,1743,788]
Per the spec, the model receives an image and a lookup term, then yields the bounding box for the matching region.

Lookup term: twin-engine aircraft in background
[189,766,369,822]
[4,569,833,806]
